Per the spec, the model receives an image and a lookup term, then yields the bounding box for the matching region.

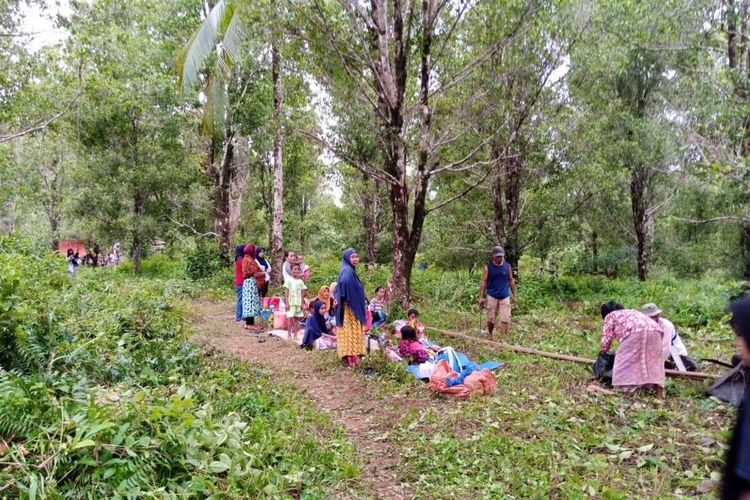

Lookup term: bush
[185,245,226,281]
[0,237,358,497]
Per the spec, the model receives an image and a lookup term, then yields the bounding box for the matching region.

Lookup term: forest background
[3,0,750,303]
[3,1,750,497]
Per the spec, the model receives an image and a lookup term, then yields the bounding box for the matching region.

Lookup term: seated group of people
[599,300,696,398]
[302,281,396,349]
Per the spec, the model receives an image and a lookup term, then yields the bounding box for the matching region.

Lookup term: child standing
[284,263,308,340]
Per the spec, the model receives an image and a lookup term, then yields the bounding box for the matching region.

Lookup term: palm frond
[176,0,232,95]
[202,65,228,138]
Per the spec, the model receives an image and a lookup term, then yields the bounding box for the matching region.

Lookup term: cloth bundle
[426,359,496,398]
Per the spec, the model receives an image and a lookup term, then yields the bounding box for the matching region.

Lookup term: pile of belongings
[406,347,503,398]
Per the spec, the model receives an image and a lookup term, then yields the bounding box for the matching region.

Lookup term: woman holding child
[336,248,367,367]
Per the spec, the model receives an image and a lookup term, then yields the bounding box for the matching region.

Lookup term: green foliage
[185,244,226,281]
[0,236,358,497]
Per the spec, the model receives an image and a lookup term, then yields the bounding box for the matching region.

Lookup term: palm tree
[177,1,284,277]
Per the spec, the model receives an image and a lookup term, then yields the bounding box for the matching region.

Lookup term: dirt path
[190,298,431,499]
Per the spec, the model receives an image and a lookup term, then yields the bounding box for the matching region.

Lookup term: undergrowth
[0,237,359,498]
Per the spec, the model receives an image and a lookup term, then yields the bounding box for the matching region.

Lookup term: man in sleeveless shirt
[479,246,517,338]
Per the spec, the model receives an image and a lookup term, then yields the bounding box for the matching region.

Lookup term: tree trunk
[362,174,381,264]
[491,142,524,280]
[591,229,599,274]
[130,111,142,275]
[270,43,285,286]
[50,215,60,252]
[631,164,653,281]
[729,0,738,70]
[213,118,234,257]
[741,223,750,278]
[131,189,144,275]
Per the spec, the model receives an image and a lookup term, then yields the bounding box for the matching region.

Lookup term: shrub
[185,244,226,281]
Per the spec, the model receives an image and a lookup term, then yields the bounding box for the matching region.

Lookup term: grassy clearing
[372,278,740,498]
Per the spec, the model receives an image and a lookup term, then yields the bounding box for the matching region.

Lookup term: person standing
[478,246,517,338]
[241,244,265,335]
[255,247,271,298]
[284,263,308,341]
[722,296,750,499]
[282,250,297,285]
[234,244,246,323]
[336,248,367,367]
[66,249,79,278]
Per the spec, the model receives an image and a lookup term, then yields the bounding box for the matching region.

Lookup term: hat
[640,303,662,317]
[491,246,505,257]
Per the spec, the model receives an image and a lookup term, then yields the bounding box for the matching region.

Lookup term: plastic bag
[592,352,615,387]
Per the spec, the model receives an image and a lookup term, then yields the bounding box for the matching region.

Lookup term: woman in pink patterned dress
[600,301,667,398]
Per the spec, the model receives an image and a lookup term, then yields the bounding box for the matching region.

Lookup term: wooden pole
[427,326,718,381]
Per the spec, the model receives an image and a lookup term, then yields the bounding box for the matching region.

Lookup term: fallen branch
[427,326,718,381]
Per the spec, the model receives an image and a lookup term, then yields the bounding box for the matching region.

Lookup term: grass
[57,253,745,497]
[374,289,738,498]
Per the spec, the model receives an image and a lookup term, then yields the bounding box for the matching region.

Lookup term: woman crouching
[600,301,667,398]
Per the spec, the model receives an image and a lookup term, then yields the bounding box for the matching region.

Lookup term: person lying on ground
[398,326,430,365]
[369,286,388,328]
[600,301,666,398]
[284,263,308,341]
[722,296,750,499]
[641,302,697,372]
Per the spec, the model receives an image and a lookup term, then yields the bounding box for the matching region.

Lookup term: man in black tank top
[479,246,517,338]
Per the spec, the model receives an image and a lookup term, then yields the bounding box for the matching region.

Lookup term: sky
[18,0,70,52]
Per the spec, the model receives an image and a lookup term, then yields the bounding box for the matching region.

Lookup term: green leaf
[209,461,229,473]
[72,439,96,450]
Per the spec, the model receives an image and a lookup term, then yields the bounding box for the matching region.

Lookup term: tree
[302,0,530,304]
[70,0,202,273]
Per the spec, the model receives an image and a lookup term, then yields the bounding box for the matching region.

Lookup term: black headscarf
[301,299,327,348]
[255,247,269,269]
[235,244,246,262]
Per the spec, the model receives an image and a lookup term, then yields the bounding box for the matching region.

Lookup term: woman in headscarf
[335,248,367,367]
[242,244,265,335]
[234,244,246,323]
[722,296,750,499]
[255,247,271,298]
[301,299,328,350]
[599,301,667,398]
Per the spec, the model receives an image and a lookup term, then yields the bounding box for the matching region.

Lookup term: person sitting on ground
[641,302,697,372]
[328,282,338,320]
[369,286,388,328]
[301,299,328,351]
[398,325,429,365]
[407,308,426,339]
[600,301,667,398]
[284,263,307,341]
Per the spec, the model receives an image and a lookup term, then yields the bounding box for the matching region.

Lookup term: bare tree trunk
[130,112,143,275]
[591,229,599,274]
[631,164,653,281]
[361,174,381,264]
[491,142,524,280]
[270,43,285,286]
[729,0,739,70]
[132,189,144,274]
[211,113,235,257]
